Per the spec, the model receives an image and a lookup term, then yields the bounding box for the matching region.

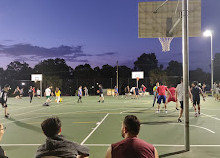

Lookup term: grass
[1,95,220,158]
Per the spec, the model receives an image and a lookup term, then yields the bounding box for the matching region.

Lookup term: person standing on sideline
[84,86,89,96]
[0,84,10,118]
[105,115,158,158]
[55,87,61,104]
[78,86,82,103]
[28,86,34,103]
[98,84,104,103]
[37,89,41,98]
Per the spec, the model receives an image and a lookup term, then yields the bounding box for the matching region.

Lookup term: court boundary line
[83,144,220,147]
[201,113,220,121]
[0,143,220,147]
[81,113,109,145]
[169,123,215,134]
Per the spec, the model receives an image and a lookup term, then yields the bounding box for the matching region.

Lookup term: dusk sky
[0,0,219,72]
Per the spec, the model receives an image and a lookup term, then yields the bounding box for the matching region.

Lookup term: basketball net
[159,37,174,52]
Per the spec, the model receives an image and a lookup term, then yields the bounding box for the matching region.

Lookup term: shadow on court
[141,121,175,125]
[159,150,187,158]
[7,117,42,133]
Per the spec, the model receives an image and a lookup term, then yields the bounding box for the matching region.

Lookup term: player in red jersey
[166,85,179,110]
[156,83,171,113]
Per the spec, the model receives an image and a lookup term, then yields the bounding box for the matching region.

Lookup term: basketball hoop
[159,37,174,52]
[136,77,140,81]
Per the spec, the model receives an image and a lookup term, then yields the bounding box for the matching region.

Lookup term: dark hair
[4,84,10,88]
[41,117,61,137]
[123,115,140,135]
[193,81,198,86]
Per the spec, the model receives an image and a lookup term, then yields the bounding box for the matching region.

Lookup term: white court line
[2,107,137,125]
[201,113,220,121]
[81,113,109,145]
[169,123,215,134]
[83,144,220,147]
[0,143,220,147]
[120,107,152,114]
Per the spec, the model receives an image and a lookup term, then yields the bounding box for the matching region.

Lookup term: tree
[189,68,210,85]
[166,60,182,76]
[134,53,158,77]
[214,53,220,81]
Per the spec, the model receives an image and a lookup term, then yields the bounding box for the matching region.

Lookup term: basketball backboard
[132,71,144,79]
[31,74,42,82]
[138,0,201,38]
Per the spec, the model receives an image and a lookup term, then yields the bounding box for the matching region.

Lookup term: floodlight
[203,30,212,37]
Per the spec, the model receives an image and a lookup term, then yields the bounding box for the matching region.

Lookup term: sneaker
[176,108,179,110]
[156,110,160,113]
[102,100,104,103]
[195,113,198,117]
[198,112,200,115]
[177,118,182,122]
[165,110,168,113]
[5,115,9,118]
[98,100,100,103]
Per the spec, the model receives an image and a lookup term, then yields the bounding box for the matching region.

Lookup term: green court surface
[1,96,220,158]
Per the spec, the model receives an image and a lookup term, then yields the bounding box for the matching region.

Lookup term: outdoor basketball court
[0,96,219,157]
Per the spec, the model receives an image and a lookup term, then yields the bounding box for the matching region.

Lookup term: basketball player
[55,87,61,104]
[28,86,34,103]
[156,83,171,113]
[0,84,10,118]
[191,81,205,117]
[98,84,104,103]
[166,85,179,110]
[78,86,82,103]
[152,82,159,107]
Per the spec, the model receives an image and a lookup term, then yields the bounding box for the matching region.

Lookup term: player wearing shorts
[14,86,21,99]
[191,81,205,117]
[166,85,179,110]
[98,84,104,103]
[152,82,159,107]
[0,84,10,118]
[28,86,34,103]
[176,78,192,122]
[55,87,61,104]
[77,86,82,103]
[156,83,171,113]
[45,86,51,103]
[114,86,119,97]
[141,84,146,96]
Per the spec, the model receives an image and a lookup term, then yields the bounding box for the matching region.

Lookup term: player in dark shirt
[98,84,104,103]
[28,86,34,103]
[0,84,10,118]
[191,81,205,117]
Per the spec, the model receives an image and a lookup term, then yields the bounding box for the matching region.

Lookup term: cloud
[0,43,101,63]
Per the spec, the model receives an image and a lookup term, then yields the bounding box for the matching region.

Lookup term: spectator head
[156,82,159,87]
[121,115,141,138]
[4,84,10,91]
[193,81,198,86]
[41,117,61,137]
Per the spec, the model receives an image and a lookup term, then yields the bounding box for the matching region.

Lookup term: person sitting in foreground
[36,117,89,158]
[105,115,158,158]
[0,124,8,158]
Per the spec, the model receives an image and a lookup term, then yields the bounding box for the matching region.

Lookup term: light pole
[203,30,213,96]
